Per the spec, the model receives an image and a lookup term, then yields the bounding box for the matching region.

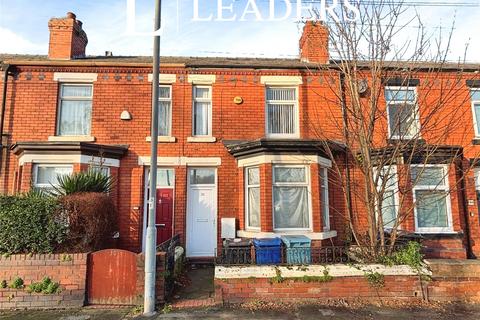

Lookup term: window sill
[472,139,480,145]
[415,231,463,240]
[146,136,176,143]
[48,136,96,142]
[237,230,337,240]
[187,136,217,143]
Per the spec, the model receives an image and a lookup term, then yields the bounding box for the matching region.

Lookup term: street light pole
[144,0,161,316]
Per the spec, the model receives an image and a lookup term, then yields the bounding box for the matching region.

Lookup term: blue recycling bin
[253,238,282,264]
[281,235,311,264]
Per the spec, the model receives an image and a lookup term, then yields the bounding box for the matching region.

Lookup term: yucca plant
[50,170,115,196]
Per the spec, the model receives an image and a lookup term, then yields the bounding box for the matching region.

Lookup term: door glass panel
[190,168,215,185]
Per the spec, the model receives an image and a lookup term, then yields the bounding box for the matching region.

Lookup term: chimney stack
[299,21,329,64]
[48,12,88,60]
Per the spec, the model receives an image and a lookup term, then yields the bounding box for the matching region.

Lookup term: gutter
[0,64,12,176]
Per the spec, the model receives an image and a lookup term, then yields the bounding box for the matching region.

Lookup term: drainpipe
[458,155,474,258]
[339,73,355,239]
[0,64,12,176]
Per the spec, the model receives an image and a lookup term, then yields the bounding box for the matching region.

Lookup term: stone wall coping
[0,253,88,261]
[215,264,427,279]
[425,259,480,266]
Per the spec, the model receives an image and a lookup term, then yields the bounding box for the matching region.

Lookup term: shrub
[8,277,24,289]
[381,241,423,269]
[27,277,61,294]
[51,170,115,196]
[57,192,118,252]
[0,193,66,254]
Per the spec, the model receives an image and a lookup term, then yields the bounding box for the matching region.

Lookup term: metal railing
[216,245,406,266]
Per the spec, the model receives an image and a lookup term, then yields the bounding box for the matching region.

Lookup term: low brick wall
[215,260,480,304]
[0,253,87,309]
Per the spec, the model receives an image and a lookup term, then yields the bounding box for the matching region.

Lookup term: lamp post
[144,0,161,315]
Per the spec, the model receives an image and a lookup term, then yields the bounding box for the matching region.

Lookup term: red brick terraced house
[1,13,480,260]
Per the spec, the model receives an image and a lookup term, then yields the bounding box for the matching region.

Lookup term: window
[471,89,480,137]
[475,169,480,220]
[266,87,299,138]
[192,86,212,136]
[374,166,399,229]
[146,168,175,188]
[58,84,93,136]
[158,86,172,136]
[33,164,73,191]
[189,168,215,185]
[411,166,452,233]
[385,87,419,139]
[245,167,260,229]
[90,166,110,177]
[320,168,330,231]
[273,166,310,230]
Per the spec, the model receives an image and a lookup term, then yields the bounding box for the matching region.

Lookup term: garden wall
[215,260,480,304]
[0,253,87,309]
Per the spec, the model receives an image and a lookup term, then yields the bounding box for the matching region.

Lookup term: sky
[0,0,479,62]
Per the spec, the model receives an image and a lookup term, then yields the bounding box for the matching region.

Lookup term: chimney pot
[66,12,76,20]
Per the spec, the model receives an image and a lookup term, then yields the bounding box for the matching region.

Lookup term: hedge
[0,193,66,254]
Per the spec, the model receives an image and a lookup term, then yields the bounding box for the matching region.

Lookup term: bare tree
[306,0,478,258]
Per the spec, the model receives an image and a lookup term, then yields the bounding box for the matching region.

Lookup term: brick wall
[0,253,87,309]
[215,259,480,304]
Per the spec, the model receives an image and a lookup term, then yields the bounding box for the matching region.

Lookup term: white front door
[186,168,217,257]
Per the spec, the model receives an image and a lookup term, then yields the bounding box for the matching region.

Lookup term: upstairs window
[33,164,73,192]
[471,89,480,137]
[273,166,310,230]
[58,84,93,136]
[158,86,172,137]
[411,166,452,233]
[385,87,419,139]
[266,87,299,138]
[192,86,212,136]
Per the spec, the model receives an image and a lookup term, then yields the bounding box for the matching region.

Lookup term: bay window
[245,167,260,229]
[33,164,73,191]
[266,87,299,138]
[158,85,172,136]
[374,166,399,229]
[411,166,452,233]
[273,165,310,230]
[58,84,93,136]
[385,87,419,139]
[320,168,330,231]
[192,86,212,136]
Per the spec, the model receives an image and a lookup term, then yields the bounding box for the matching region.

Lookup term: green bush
[381,241,424,269]
[27,277,61,294]
[0,193,66,254]
[8,277,24,289]
[51,170,115,196]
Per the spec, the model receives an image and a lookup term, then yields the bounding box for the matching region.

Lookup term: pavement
[1,303,480,320]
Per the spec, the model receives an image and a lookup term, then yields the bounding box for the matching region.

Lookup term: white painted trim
[147,74,177,83]
[188,74,216,84]
[187,136,217,143]
[260,76,303,85]
[53,72,98,82]
[215,263,426,279]
[48,136,96,142]
[146,136,177,143]
[236,230,337,240]
[237,154,332,168]
[138,156,221,167]
[19,154,120,167]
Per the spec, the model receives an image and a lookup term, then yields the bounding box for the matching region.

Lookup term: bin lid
[224,239,251,247]
[253,237,282,247]
[281,235,311,247]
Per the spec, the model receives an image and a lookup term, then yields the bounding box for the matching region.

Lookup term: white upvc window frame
[272,164,313,232]
[373,165,400,229]
[32,164,74,190]
[245,166,261,231]
[192,85,212,137]
[57,83,94,137]
[385,86,420,140]
[470,89,480,137]
[411,164,453,233]
[320,167,330,231]
[265,86,300,139]
[158,85,173,137]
